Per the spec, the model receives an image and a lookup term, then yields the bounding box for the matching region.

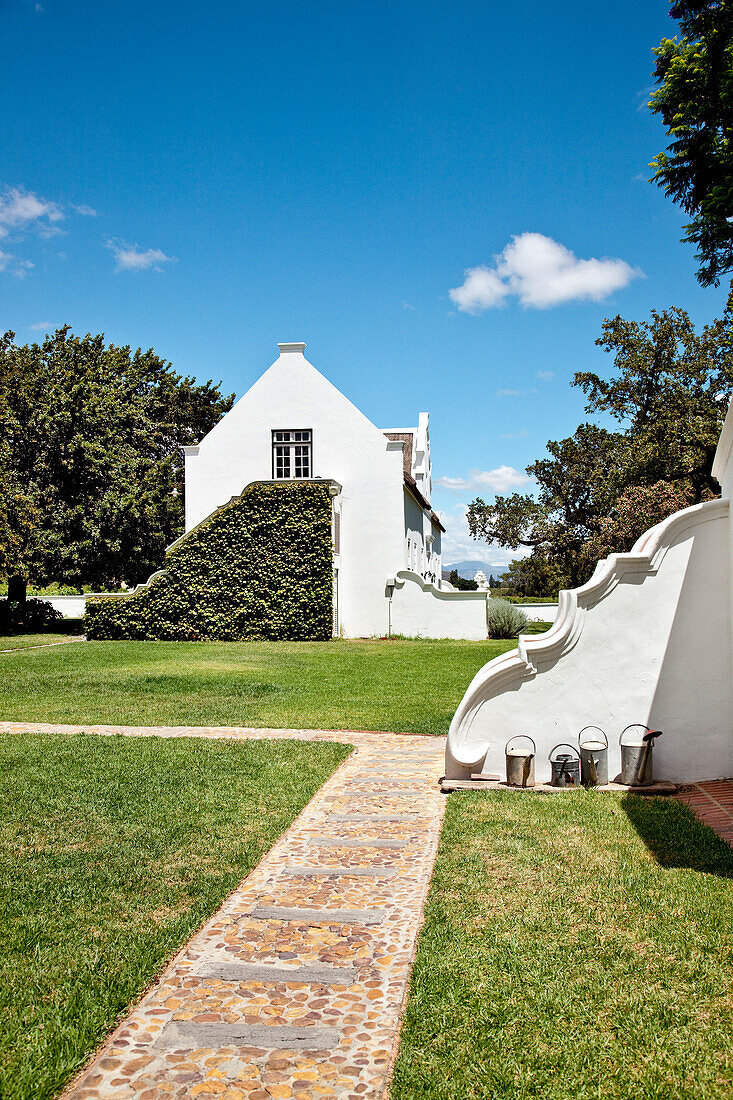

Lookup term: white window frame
[272,429,313,479]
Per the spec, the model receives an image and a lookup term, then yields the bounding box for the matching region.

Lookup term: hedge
[85,481,334,640]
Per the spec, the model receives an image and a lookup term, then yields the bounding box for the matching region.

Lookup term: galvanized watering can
[619,724,663,786]
[578,726,608,787]
[505,735,536,788]
[549,744,581,788]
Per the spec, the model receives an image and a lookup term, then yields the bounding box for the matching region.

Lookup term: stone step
[281,865,397,878]
[327,812,419,822]
[308,836,409,849]
[157,1022,340,1051]
[250,905,386,924]
[195,961,359,985]
[339,791,421,799]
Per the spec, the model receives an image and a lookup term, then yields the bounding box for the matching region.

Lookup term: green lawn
[0,638,516,734]
[392,791,733,1100]
[0,731,349,1100]
[0,633,79,650]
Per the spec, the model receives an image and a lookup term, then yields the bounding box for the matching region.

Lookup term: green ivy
[85,482,334,640]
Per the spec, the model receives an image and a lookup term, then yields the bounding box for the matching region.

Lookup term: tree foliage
[468,299,733,592]
[649,1,733,286]
[0,328,233,588]
[448,569,478,591]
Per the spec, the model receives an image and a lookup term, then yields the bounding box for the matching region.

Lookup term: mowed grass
[392,791,733,1100]
[0,638,516,734]
[0,731,349,1100]
[0,634,79,650]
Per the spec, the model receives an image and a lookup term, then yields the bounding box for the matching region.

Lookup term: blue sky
[1,0,728,570]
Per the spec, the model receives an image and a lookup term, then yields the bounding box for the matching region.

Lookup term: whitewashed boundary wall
[388,570,488,640]
[447,497,733,784]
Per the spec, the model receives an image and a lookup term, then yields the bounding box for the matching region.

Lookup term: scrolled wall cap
[277,342,306,354]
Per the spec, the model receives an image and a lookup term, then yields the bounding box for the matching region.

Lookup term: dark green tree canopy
[649,1,733,285]
[0,328,234,588]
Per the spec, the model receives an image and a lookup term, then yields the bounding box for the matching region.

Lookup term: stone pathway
[0,723,445,1100]
[675,778,733,846]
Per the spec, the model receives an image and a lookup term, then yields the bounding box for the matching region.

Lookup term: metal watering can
[505,736,536,788]
[578,726,608,787]
[549,744,581,788]
[619,724,664,786]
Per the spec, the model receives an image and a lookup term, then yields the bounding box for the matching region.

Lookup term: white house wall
[184,343,405,638]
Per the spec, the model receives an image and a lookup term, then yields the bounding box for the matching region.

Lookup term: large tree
[0,328,234,589]
[649,1,733,286]
[468,298,733,591]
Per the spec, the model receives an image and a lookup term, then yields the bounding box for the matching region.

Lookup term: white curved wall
[390,570,488,640]
[447,499,733,784]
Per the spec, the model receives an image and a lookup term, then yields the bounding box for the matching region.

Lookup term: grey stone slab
[308,836,409,849]
[338,791,419,799]
[281,864,397,878]
[157,1022,340,1051]
[195,961,359,985]
[356,768,427,775]
[250,905,386,924]
[327,812,419,822]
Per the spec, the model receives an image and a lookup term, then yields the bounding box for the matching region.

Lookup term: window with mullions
[272,429,312,479]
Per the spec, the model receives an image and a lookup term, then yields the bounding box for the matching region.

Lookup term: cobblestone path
[0,723,445,1100]
[675,778,733,846]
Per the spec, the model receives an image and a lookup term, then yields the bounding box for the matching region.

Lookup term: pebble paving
[0,723,445,1100]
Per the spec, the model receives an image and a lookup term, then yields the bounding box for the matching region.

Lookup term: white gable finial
[278,342,306,354]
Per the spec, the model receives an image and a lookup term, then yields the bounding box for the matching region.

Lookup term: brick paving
[675,778,733,845]
[0,723,446,1100]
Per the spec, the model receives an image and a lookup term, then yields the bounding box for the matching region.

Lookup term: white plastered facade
[446,401,733,785]
[183,342,486,639]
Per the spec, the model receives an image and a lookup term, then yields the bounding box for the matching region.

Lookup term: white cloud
[106,239,177,273]
[0,186,63,240]
[448,265,508,312]
[29,320,53,330]
[74,204,98,217]
[500,429,529,440]
[449,233,640,312]
[536,370,554,381]
[0,249,33,277]
[401,300,416,311]
[435,465,531,494]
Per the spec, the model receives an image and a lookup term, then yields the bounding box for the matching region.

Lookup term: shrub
[85,481,334,641]
[0,598,63,633]
[486,598,529,639]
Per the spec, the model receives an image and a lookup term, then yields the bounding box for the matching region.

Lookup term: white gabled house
[183,341,488,639]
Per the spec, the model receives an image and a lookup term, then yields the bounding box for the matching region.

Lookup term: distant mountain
[444,559,494,579]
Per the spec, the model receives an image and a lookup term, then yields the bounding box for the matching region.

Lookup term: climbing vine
[85,482,334,640]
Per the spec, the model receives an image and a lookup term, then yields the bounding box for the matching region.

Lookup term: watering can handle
[548,742,581,761]
[505,735,536,757]
[620,724,651,746]
[578,725,608,749]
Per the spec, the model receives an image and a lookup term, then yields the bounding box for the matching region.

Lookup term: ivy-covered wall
[85,481,334,640]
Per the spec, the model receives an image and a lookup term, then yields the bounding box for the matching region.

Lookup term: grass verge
[391,790,733,1100]
[0,638,515,735]
[0,634,78,650]
[0,731,349,1100]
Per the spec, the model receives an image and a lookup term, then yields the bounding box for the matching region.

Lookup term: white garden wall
[447,498,733,784]
[389,570,488,640]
